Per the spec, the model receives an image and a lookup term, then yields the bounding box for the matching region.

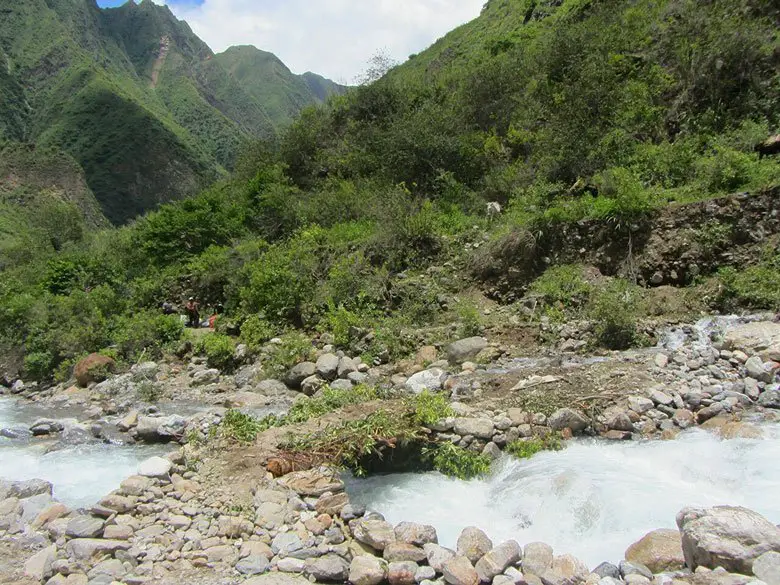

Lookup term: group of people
[161,297,220,328]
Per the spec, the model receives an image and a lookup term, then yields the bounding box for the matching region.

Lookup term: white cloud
[165,0,485,83]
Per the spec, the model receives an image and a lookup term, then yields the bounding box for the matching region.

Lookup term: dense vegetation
[0,0,344,224]
[1,0,778,383]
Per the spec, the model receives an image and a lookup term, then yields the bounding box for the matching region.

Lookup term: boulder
[24,544,56,581]
[541,555,589,585]
[548,408,589,433]
[237,556,270,576]
[350,555,388,585]
[388,561,419,585]
[278,468,345,496]
[74,354,115,387]
[255,379,291,396]
[352,518,396,551]
[723,322,780,361]
[316,353,340,381]
[475,541,522,582]
[138,456,172,479]
[284,362,317,388]
[627,397,654,414]
[453,419,495,440]
[0,478,52,500]
[338,357,358,379]
[625,529,685,573]
[758,389,780,409]
[448,338,489,365]
[65,516,105,538]
[395,522,439,546]
[677,506,780,573]
[305,554,350,581]
[745,357,772,383]
[134,415,186,442]
[192,368,220,386]
[65,539,130,560]
[523,542,554,577]
[443,556,480,585]
[425,543,457,571]
[752,551,780,585]
[406,369,449,394]
[384,542,428,563]
[458,527,493,564]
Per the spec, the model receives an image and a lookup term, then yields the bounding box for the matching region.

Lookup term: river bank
[1,314,780,585]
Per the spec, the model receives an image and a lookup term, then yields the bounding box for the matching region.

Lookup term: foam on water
[0,399,168,508]
[346,424,780,568]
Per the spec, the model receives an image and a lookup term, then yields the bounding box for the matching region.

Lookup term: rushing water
[0,398,169,509]
[346,424,780,569]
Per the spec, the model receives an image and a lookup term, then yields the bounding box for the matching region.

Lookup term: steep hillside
[213,46,347,128]
[0,0,344,224]
[0,144,106,268]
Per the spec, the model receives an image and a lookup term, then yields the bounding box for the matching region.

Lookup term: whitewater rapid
[0,399,168,508]
[346,423,780,568]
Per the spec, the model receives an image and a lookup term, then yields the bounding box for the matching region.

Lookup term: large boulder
[723,322,780,362]
[351,518,396,551]
[442,555,480,585]
[74,354,115,387]
[677,506,780,573]
[541,554,589,585]
[284,362,317,389]
[454,418,495,440]
[406,368,449,394]
[753,551,780,585]
[475,540,522,582]
[316,353,340,381]
[350,555,388,585]
[277,468,344,497]
[395,521,438,546]
[625,529,685,573]
[305,554,350,581]
[134,415,186,442]
[457,527,493,564]
[523,542,553,576]
[548,408,589,433]
[448,338,489,365]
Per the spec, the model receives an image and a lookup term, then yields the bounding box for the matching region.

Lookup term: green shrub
[286,384,379,424]
[23,351,53,381]
[222,409,278,443]
[407,390,453,426]
[590,167,658,225]
[716,261,780,310]
[589,279,646,349]
[115,311,184,361]
[455,300,482,337]
[138,381,164,403]
[529,265,592,309]
[428,442,491,480]
[505,434,564,459]
[239,315,277,350]
[195,333,236,371]
[319,304,368,348]
[264,332,315,378]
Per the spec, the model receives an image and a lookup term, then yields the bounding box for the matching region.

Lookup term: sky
[96,0,486,83]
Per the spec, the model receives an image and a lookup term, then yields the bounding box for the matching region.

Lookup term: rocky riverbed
[2,315,780,585]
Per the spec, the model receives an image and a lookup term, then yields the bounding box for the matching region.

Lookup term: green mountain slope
[0,0,344,225]
[213,46,347,128]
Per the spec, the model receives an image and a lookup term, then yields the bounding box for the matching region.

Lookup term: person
[184,297,200,328]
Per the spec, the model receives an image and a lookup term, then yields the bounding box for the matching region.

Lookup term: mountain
[0,0,345,225]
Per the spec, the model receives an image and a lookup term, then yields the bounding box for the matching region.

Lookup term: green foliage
[505,434,564,459]
[195,333,236,371]
[239,315,277,350]
[263,332,315,378]
[589,279,646,350]
[115,311,184,362]
[455,300,483,338]
[286,385,379,424]
[716,252,780,310]
[284,410,420,476]
[428,442,491,480]
[407,390,453,427]
[222,409,277,443]
[529,265,592,309]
